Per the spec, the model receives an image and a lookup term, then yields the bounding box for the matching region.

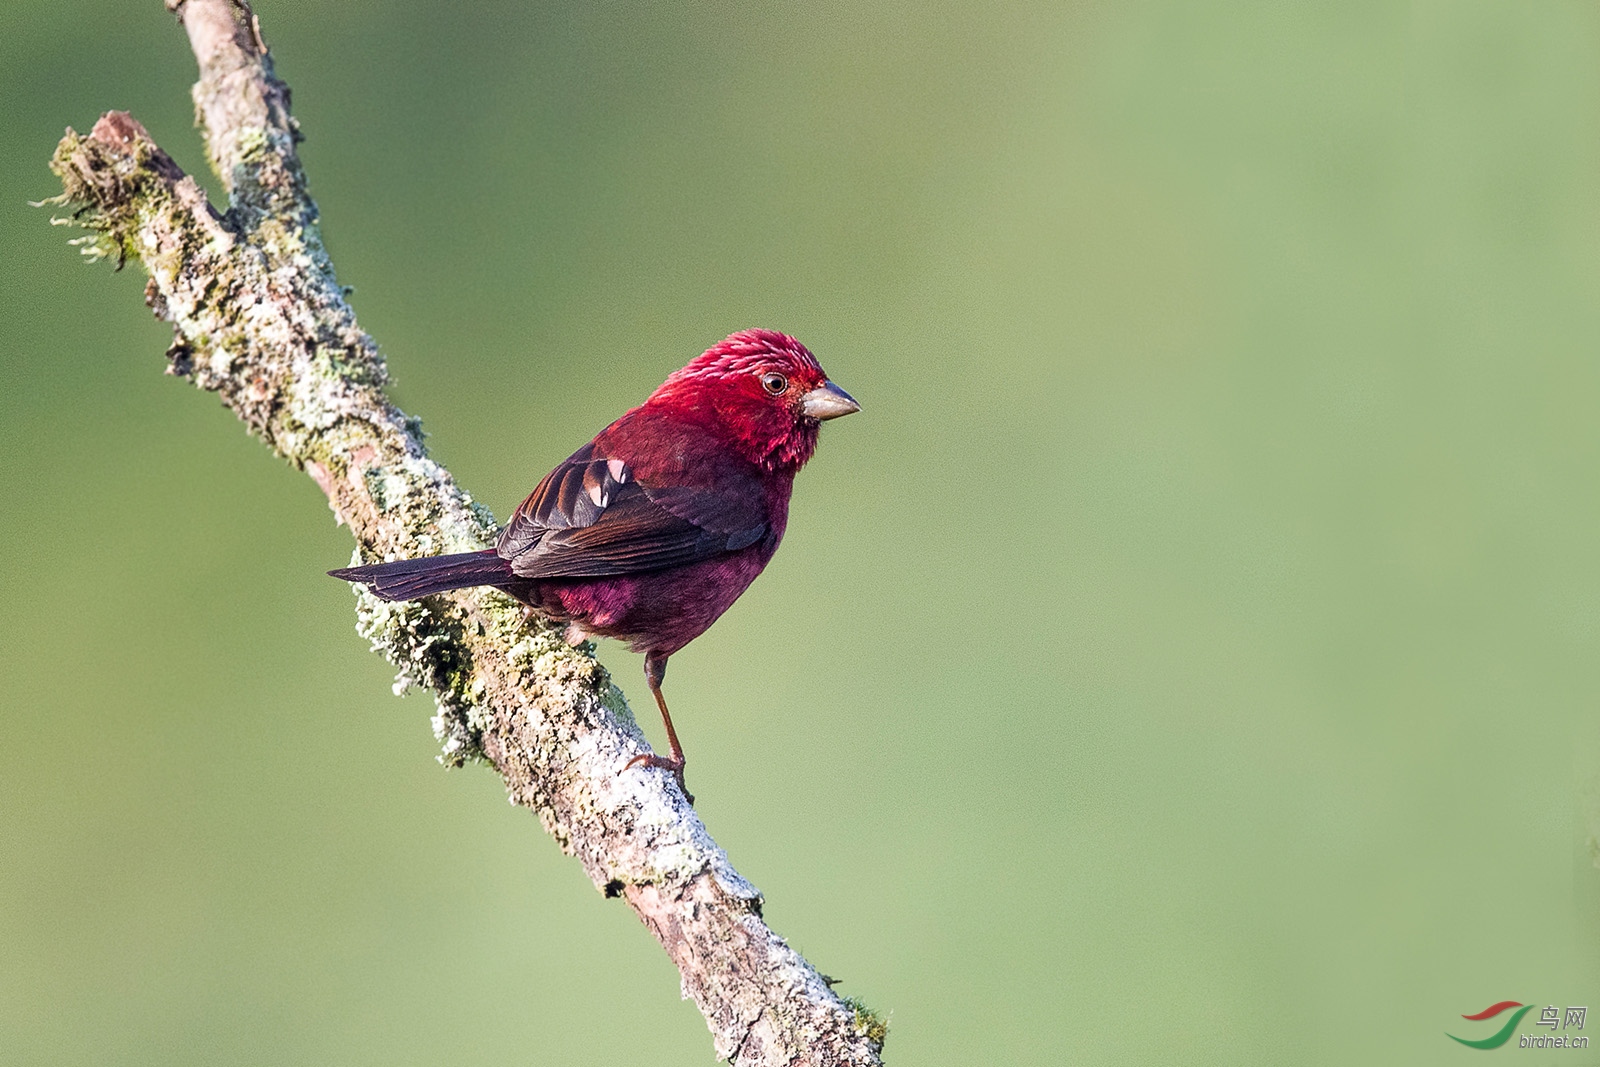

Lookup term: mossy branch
[43,2,886,1063]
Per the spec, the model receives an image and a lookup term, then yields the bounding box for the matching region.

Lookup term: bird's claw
[622,753,694,805]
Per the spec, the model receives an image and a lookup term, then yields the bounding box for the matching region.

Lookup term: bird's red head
[648,329,859,471]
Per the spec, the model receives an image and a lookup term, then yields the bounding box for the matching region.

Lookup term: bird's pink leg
[623,652,693,803]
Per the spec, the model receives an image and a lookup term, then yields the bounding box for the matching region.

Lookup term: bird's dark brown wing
[495,441,768,579]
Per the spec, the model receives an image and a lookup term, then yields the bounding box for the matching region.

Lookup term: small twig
[45,2,887,1062]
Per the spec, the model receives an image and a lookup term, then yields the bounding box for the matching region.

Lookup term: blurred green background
[3,1,1598,1063]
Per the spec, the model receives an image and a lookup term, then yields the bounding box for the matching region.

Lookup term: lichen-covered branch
[44,2,886,1062]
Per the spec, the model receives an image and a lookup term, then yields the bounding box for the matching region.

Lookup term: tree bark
[43,2,887,1063]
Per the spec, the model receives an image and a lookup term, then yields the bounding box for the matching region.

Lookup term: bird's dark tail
[329,549,514,602]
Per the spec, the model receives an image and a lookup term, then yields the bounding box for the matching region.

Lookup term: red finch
[330,329,859,801]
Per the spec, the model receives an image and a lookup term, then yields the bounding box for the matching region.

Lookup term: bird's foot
[623,752,694,805]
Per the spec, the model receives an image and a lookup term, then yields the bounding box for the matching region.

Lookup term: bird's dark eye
[760,372,788,395]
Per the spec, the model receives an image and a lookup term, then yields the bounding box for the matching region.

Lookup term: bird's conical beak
[801,381,860,420]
